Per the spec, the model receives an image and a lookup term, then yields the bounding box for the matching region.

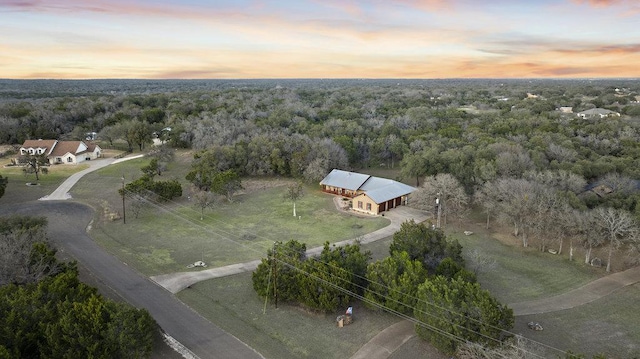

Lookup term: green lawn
[177,272,400,359]
[449,229,602,303]
[72,157,389,276]
[514,283,640,358]
[0,162,89,205]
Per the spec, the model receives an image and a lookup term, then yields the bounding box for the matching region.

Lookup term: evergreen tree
[365,251,428,314]
[414,276,514,354]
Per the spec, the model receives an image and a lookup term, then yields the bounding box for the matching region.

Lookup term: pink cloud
[555,43,640,55]
[572,0,626,7]
[1,0,245,21]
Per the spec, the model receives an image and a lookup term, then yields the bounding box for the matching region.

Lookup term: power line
[124,187,569,357]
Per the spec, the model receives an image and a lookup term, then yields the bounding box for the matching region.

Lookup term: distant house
[19,139,102,165]
[576,108,620,119]
[320,169,415,215]
[557,106,573,114]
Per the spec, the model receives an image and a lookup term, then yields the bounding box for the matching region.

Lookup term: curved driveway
[39,155,143,201]
[151,206,430,293]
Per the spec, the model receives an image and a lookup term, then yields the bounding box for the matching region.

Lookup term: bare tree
[492,178,537,247]
[98,125,118,146]
[467,249,497,275]
[582,216,606,266]
[599,173,636,195]
[493,144,533,178]
[191,187,217,220]
[22,154,49,181]
[147,144,175,176]
[592,207,638,272]
[0,216,60,286]
[128,193,150,219]
[412,173,468,227]
[474,181,500,229]
[559,208,590,260]
[525,170,586,194]
[303,157,329,183]
[527,185,563,252]
[456,334,544,359]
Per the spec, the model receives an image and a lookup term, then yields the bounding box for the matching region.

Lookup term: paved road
[151,205,430,293]
[1,200,263,359]
[350,320,415,359]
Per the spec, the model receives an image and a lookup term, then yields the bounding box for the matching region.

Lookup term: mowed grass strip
[177,272,399,359]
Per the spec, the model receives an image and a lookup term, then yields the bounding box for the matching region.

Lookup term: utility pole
[121,175,126,224]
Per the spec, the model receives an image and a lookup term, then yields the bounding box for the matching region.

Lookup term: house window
[357,201,363,209]
[67,157,73,163]
[366,203,372,211]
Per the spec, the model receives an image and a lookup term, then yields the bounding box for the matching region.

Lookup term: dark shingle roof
[21,139,57,154]
[50,141,85,157]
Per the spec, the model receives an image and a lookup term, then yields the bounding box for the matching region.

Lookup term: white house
[19,139,102,165]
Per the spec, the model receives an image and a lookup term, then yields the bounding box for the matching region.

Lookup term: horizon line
[2,77,640,81]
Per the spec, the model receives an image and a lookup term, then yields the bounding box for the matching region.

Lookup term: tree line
[1,80,639,183]
[0,216,157,358]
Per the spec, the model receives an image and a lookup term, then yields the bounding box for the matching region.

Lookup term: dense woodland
[2,79,640,258]
[2,79,639,183]
[1,79,639,357]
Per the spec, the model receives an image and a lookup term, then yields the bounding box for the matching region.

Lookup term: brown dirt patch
[239,177,295,195]
[100,149,125,158]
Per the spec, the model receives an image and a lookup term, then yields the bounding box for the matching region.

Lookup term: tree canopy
[389,220,464,272]
[0,216,157,358]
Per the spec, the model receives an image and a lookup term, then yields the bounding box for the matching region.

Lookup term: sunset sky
[1,0,639,79]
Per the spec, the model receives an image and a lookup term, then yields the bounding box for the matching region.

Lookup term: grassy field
[178,272,402,359]
[177,219,632,359]
[71,155,389,276]
[449,228,602,303]
[0,161,89,204]
[445,220,639,357]
[513,283,640,357]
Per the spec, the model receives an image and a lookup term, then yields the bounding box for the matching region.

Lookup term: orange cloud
[572,0,625,7]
